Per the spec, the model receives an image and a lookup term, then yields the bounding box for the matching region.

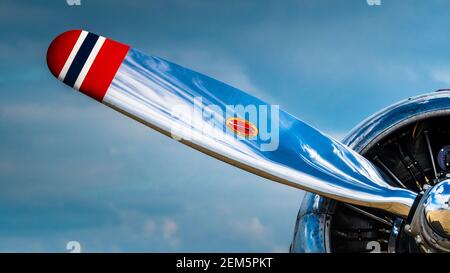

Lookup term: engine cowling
[291,91,450,253]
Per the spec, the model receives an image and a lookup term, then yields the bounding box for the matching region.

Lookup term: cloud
[176,50,259,92]
[114,209,181,249]
[0,1,52,25]
[430,68,450,86]
[0,159,16,174]
[143,220,157,236]
[159,47,276,103]
[271,246,288,253]
[327,131,349,142]
[0,102,96,122]
[162,218,179,247]
[230,217,270,246]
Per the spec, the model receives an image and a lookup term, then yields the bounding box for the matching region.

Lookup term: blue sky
[1,0,450,252]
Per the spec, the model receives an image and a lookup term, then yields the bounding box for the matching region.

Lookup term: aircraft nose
[46,29,129,102]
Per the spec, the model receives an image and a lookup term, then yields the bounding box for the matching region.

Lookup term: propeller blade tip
[47,29,129,102]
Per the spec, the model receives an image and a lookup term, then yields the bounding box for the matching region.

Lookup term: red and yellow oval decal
[226,117,258,138]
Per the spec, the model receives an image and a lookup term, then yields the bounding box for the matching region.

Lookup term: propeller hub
[407,179,450,252]
[423,180,450,239]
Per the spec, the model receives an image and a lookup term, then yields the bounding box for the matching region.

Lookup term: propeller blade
[47,30,417,217]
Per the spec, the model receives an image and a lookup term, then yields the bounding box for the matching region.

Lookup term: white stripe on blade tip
[58,30,88,81]
[73,36,106,90]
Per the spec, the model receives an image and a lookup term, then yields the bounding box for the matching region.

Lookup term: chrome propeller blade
[47,30,418,217]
